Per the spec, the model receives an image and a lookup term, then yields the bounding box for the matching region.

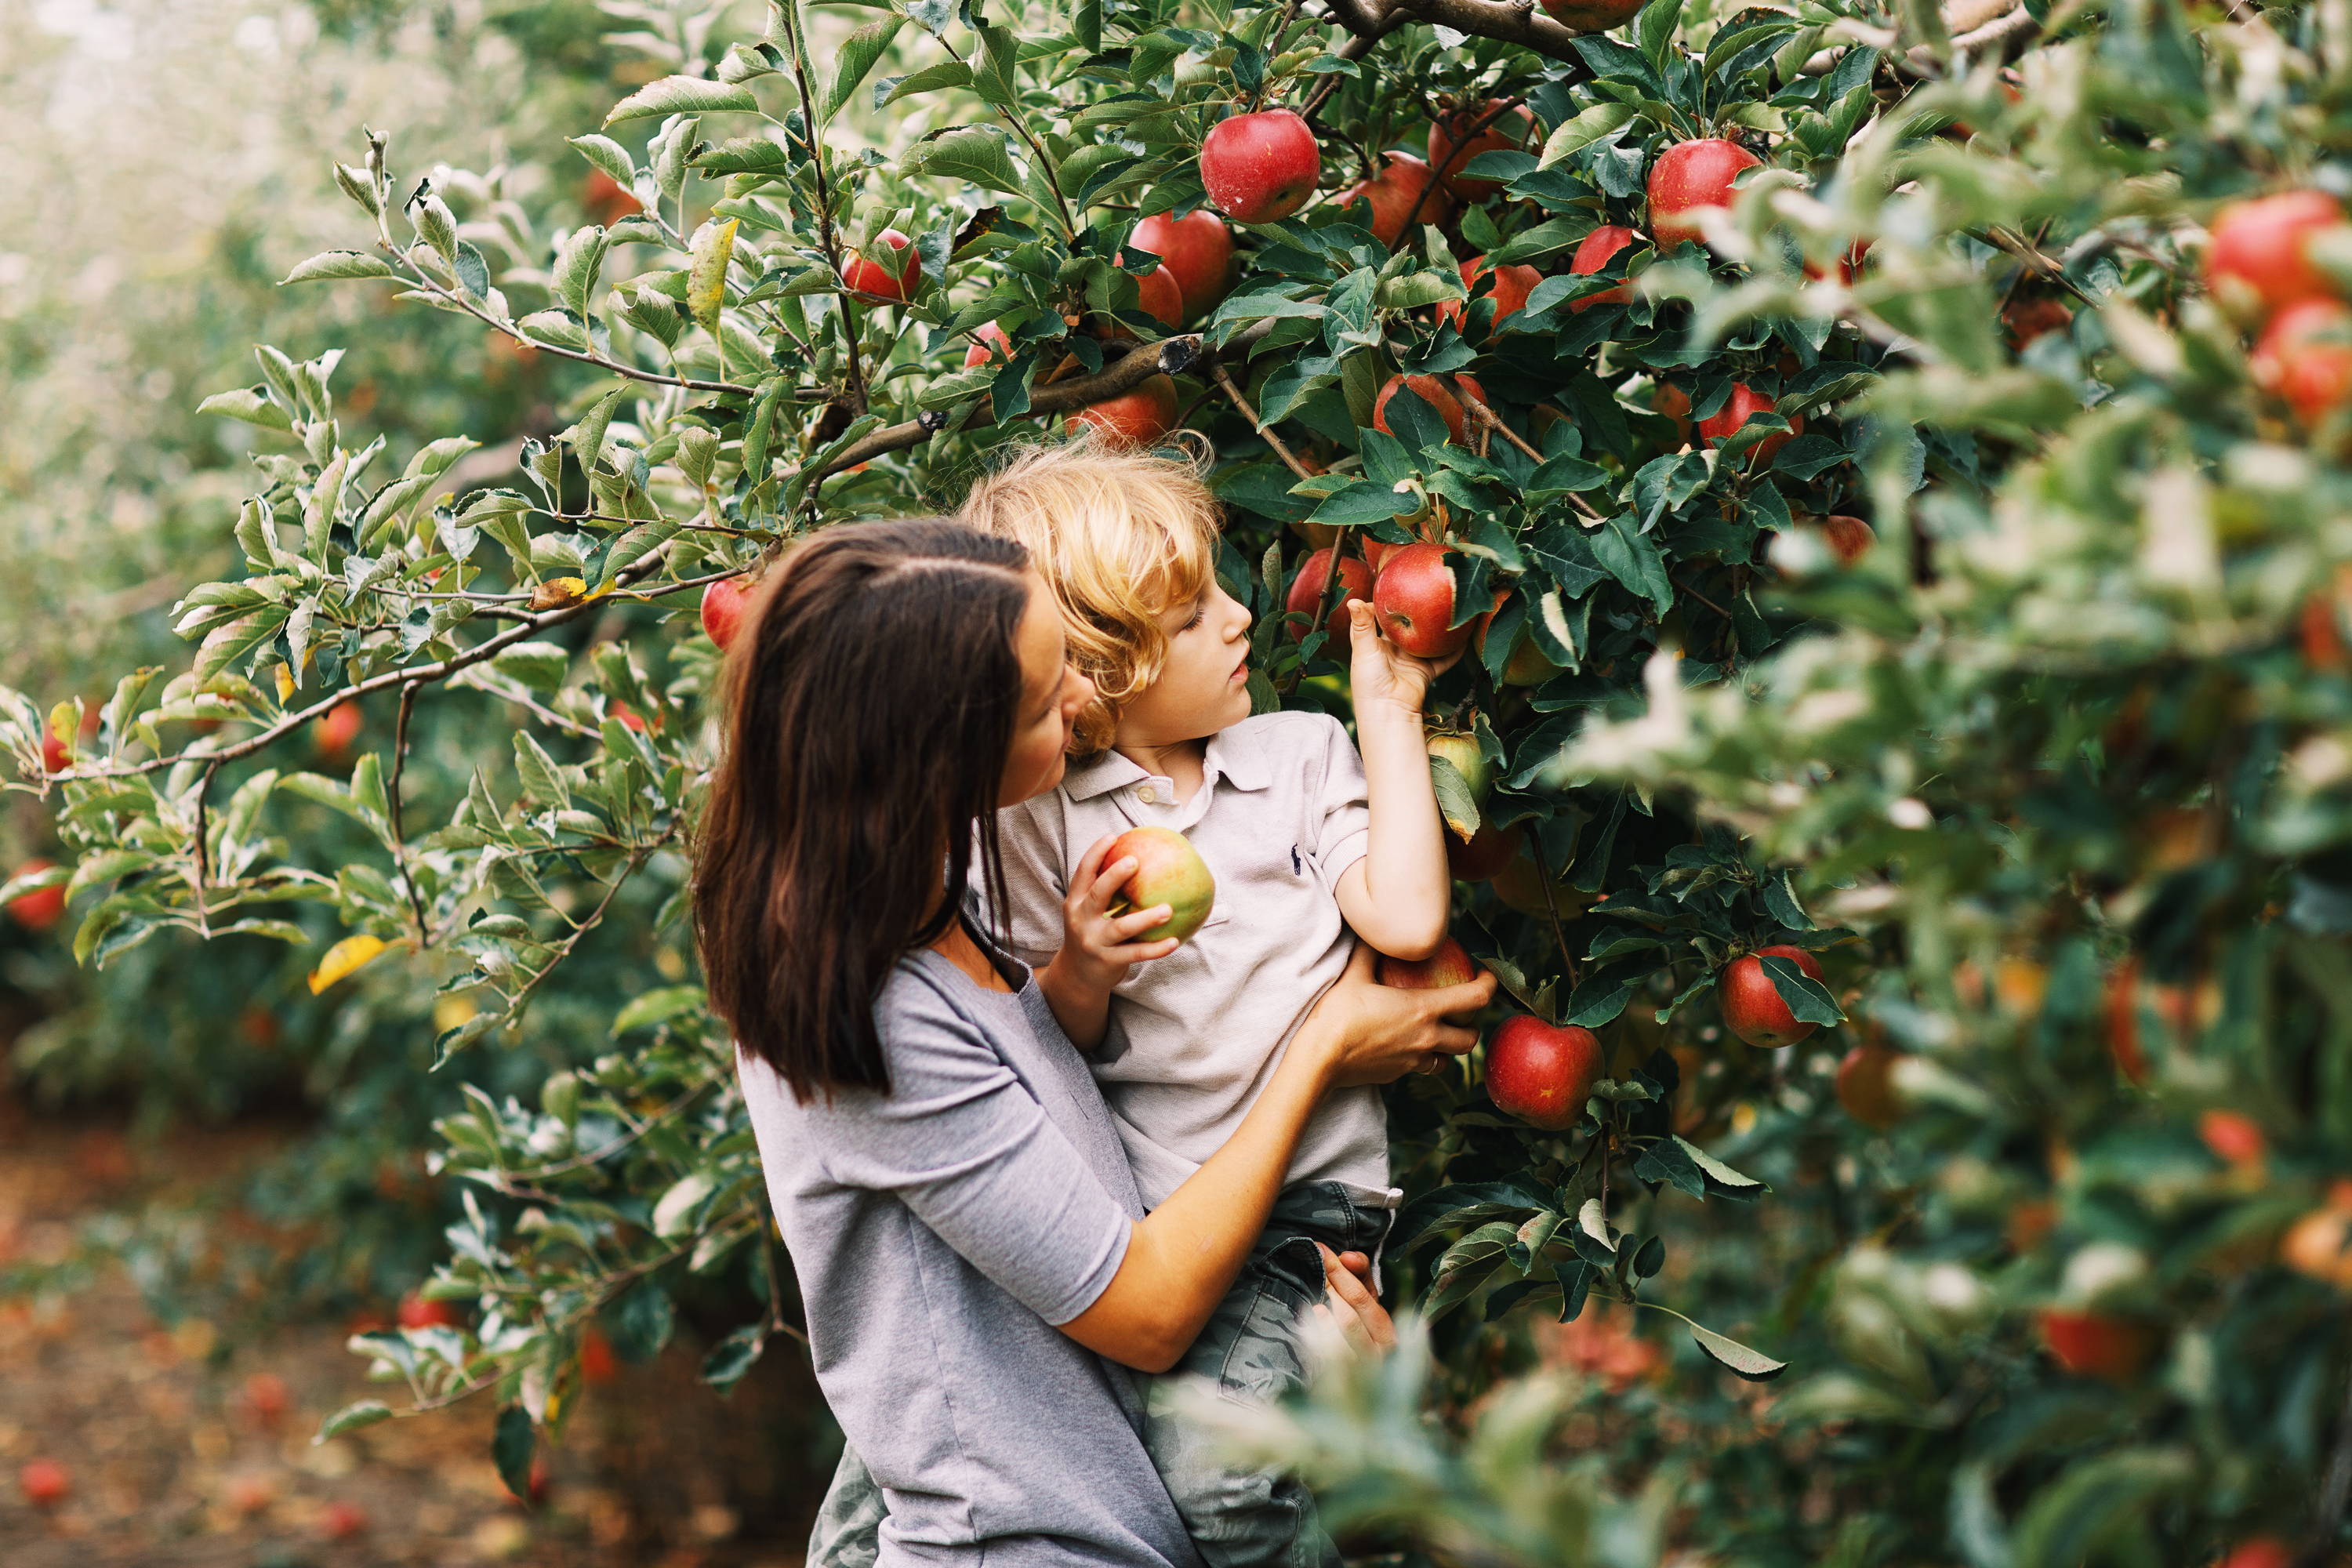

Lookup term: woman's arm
[1332,603,1452,961]
[1057,945,1492,1371]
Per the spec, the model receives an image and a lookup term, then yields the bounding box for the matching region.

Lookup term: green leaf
[611,985,708,1035]
[653,1171,717,1238]
[1429,754,1482,842]
[825,16,906,120]
[314,1400,394,1443]
[605,75,760,125]
[1538,102,1639,167]
[900,127,1025,196]
[512,732,570,811]
[1684,1319,1788,1381]
[568,133,636,186]
[1591,515,1674,616]
[1675,1135,1769,1197]
[491,642,570,694]
[701,1325,768,1393]
[281,250,397,285]
[492,1406,536,1503]
[880,60,972,106]
[197,388,293,433]
[1759,954,1845,1025]
[2012,1450,2197,1568]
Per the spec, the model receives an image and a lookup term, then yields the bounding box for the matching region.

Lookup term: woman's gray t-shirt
[739,944,1202,1568]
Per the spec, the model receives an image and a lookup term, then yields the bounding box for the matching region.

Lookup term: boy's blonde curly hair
[956,436,1224,758]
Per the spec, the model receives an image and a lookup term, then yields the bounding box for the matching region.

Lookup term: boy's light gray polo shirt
[993,711,1391,1211]
[739,939,1202,1568]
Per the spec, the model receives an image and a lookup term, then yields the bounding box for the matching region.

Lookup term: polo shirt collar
[1059,728,1273,800]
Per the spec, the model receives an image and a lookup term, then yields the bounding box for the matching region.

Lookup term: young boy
[808,439,1459,1568]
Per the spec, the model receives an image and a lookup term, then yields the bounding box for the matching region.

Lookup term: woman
[695,519,1491,1566]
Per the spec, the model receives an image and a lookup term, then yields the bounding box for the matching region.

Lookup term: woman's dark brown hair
[694,518,1033,1099]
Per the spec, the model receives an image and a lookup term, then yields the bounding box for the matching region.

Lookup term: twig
[389,679,432,946]
[779,4,867,415]
[1302,25,1395,125]
[1211,361,1314,480]
[2304,1352,2352,1568]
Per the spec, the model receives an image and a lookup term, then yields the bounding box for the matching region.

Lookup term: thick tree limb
[1323,0,1601,64]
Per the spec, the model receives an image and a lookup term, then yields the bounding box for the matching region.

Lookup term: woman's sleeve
[807,978,1131,1327]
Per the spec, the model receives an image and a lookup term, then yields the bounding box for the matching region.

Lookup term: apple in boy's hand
[1103,826,1216,944]
[1486,1015,1602,1130]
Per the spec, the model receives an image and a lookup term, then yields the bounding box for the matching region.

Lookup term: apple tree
[5,0,2350,1555]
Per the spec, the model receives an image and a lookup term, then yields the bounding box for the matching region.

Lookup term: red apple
[1835,1044,1905,1129]
[1437,256,1541,336]
[1119,258,1186,328]
[19,1458,68,1510]
[1698,382,1802,466]
[2254,298,2352,426]
[1486,1014,1603,1131]
[1813,514,1875,566]
[1067,374,1180,447]
[2212,1541,2294,1568]
[701,576,750,652]
[2037,1308,2157,1383]
[1653,381,1693,445]
[1647,138,1762,249]
[1379,935,1479,991]
[314,701,361,762]
[1372,373,1468,445]
[2003,296,2074,349]
[841,228,920,302]
[1448,821,1523,882]
[1336,151,1453,246]
[1373,542,1474,659]
[1541,0,1650,29]
[2198,1109,2266,1168]
[580,1327,619,1385]
[2106,959,2149,1085]
[1570,224,1639,311]
[1104,825,1216,943]
[963,321,1011,368]
[241,1371,291,1428]
[1719,944,1825,1048]
[1286,548,1374,643]
[39,731,67,773]
[1131,209,1236,321]
[320,1499,369,1540]
[7,858,64,932]
[583,169,641,226]
[1201,110,1322,225]
[397,1292,463,1330]
[1426,100,1537,202]
[2206,190,2343,317]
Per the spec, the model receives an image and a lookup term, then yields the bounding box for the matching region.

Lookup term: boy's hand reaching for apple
[1346,600,1454,718]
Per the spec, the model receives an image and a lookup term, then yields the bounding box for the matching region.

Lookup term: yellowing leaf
[688,217,739,338]
[530,577,587,611]
[309,934,388,994]
[274,663,296,702]
[432,993,480,1034]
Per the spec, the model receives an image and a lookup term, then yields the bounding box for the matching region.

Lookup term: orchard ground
[0,1082,833,1566]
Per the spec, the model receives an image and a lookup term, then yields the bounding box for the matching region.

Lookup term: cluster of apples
[2211,190,2352,427]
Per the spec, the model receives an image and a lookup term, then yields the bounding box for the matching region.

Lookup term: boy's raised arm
[1334,602,1452,961]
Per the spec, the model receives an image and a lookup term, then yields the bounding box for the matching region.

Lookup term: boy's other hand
[1057,833,1183,993]
[1346,601,1456,718]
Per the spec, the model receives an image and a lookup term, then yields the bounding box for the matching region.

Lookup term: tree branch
[1333,0,1605,66]
[815,334,1207,474]
[1210,361,1314,481]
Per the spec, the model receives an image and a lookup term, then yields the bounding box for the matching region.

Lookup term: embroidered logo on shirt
[1290,844,1304,876]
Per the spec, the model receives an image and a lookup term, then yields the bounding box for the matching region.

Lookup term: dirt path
[0,1091,829,1566]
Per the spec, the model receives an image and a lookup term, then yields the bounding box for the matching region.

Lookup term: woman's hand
[1308,1243,1397,1357]
[1298,944,1494,1089]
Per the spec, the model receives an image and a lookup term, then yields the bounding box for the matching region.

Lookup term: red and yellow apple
[1130,209,1236,321]
[1647,138,1762,249]
[1104,825,1217,943]
[1201,110,1322,225]
[1719,944,1825,1048]
[1372,542,1475,659]
[1486,1014,1604,1131]
[1067,374,1180,447]
[1285,547,1374,642]
[702,576,750,652]
[841,228,920,302]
